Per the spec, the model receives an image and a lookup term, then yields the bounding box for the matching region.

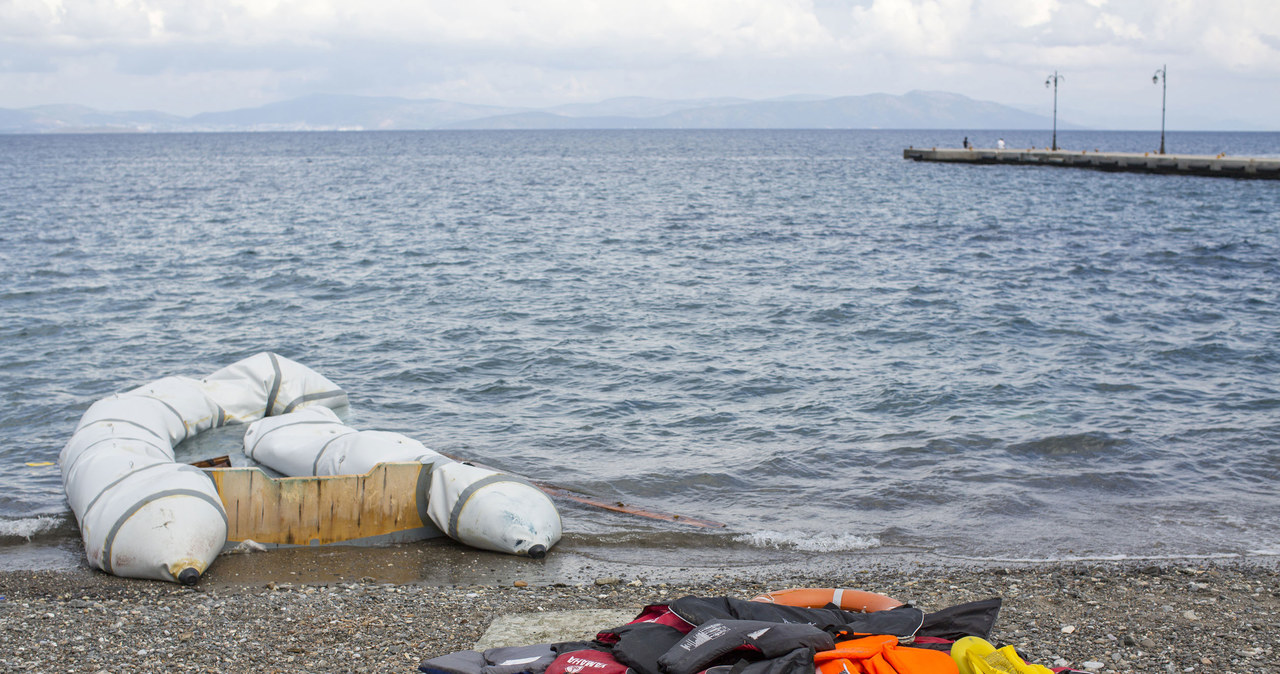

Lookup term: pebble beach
[1,544,1276,674]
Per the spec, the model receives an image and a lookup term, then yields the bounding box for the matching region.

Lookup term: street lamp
[1045,71,1064,151]
[1153,65,1167,154]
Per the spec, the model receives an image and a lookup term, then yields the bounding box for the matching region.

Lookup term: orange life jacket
[814,635,959,674]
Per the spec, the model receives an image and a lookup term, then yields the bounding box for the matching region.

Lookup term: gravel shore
[1,547,1276,674]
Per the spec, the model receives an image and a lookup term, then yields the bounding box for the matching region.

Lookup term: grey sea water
[2,129,1278,571]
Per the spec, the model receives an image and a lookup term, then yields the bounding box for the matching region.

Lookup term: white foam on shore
[737,530,881,552]
[0,516,61,541]
[937,550,1279,564]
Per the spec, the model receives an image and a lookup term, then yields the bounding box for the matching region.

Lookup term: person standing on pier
[963,136,970,149]
[997,138,1005,150]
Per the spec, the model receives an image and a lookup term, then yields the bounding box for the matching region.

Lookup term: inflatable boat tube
[425,459,561,558]
[242,405,439,477]
[243,406,562,557]
[751,588,903,613]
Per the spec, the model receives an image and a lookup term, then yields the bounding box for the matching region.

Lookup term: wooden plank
[434,451,726,529]
[205,462,439,546]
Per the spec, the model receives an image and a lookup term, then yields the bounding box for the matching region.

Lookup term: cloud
[6,0,1277,74]
[1189,3,1280,70]
[847,0,974,58]
[842,0,1279,70]
[3,0,834,55]
[0,0,1277,126]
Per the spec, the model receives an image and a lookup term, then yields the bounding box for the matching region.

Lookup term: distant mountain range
[0,90,1075,134]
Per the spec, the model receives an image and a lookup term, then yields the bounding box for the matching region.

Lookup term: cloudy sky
[2,0,1277,129]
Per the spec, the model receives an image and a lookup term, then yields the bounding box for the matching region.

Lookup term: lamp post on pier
[1045,71,1063,151]
[1153,65,1167,154]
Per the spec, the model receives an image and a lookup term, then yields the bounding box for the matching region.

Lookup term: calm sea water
[2,129,1278,570]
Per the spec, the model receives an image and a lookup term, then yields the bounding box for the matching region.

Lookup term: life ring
[750,588,903,613]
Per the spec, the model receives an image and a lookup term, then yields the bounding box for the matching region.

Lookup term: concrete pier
[903,147,1280,180]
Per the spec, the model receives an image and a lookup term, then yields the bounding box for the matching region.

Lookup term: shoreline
[1,544,1276,673]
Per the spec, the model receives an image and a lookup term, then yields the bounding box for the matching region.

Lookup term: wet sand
[0,540,1276,673]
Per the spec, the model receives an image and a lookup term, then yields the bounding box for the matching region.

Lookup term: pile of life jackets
[420,591,1092,674]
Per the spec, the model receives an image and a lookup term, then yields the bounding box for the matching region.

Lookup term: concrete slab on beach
[904,147,1280,179]
[474,608,642,649]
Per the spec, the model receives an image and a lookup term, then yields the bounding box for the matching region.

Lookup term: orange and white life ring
[750,588,903,613]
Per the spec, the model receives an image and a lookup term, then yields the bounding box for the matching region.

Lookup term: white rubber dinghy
[61,353,347,584]
[244,406,562,558]
[61,353,562,584]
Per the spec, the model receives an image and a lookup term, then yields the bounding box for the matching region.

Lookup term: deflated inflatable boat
[60,353,562,584]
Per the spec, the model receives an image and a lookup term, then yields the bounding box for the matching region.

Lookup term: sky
[1,0,1278,129]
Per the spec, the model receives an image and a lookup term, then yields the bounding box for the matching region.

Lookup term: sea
[2,129,1278,574]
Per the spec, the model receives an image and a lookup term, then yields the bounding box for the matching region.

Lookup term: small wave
[1006,432,1127,458]
[0,516,62,541]
[738,530,881,552]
